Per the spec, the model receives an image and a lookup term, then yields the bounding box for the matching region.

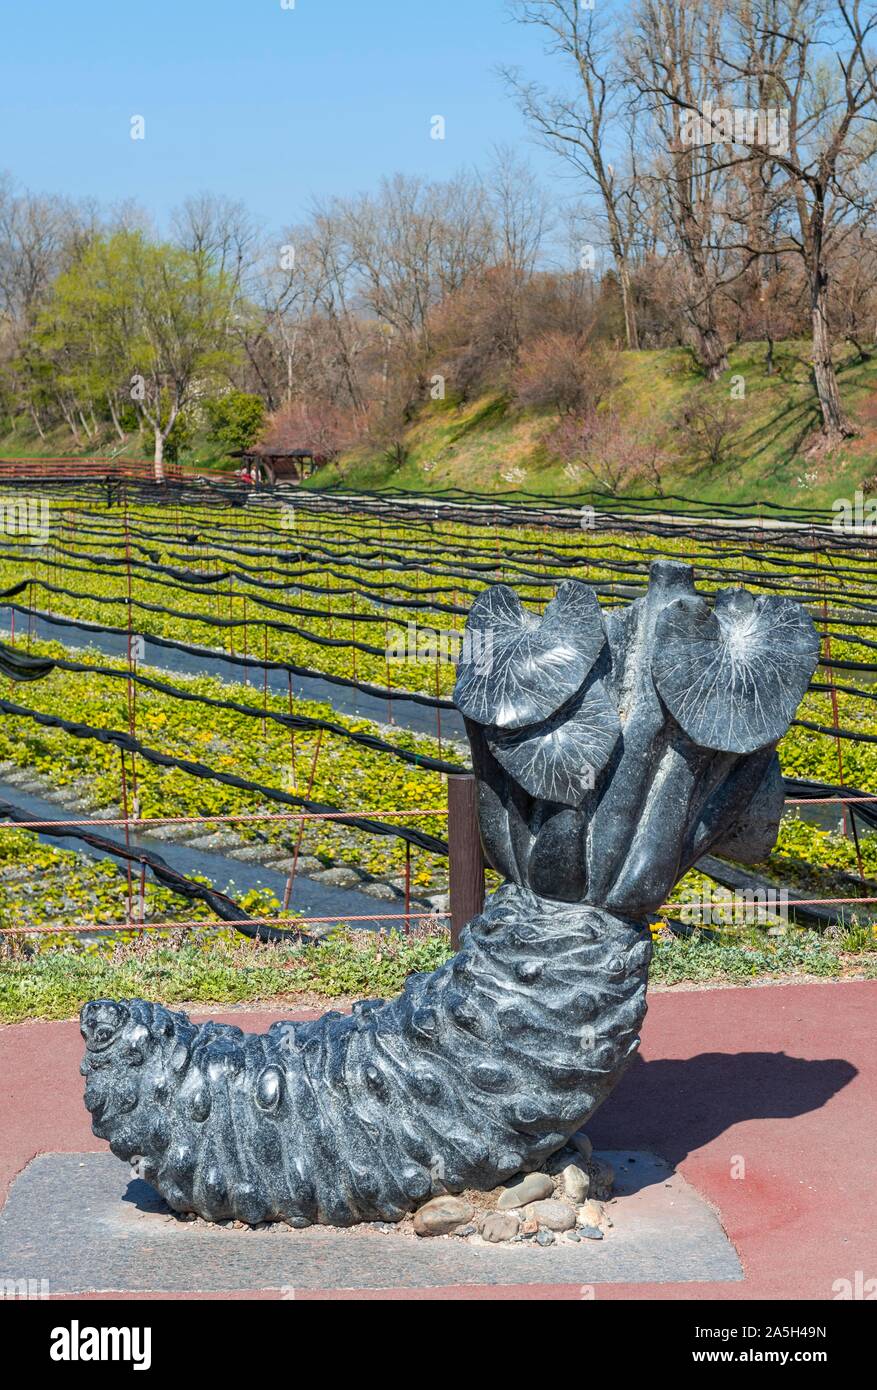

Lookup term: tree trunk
[693,320,729,381]
[811,269,854,441]
[606,215,639,352]
[676,202,728,379]
[59,399,81,446]
[108,396,126,442]
[154,428,165,484]
[618,258,640,352]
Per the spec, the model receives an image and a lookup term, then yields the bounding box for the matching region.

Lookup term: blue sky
[0,0,570,229]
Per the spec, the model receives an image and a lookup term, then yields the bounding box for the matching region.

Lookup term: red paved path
[2,982,875,1300]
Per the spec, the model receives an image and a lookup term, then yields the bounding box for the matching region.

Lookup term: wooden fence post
[447,773,485,949]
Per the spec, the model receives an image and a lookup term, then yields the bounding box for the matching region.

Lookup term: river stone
[293,855,324,875]
[578,1199,604,1228]
[570,1132,593,1162]
[591,1158,615,1193]
[535,1229,555,1246]
[481,1211,520,1243]
[562,1163,590,1203]
[312,866,361,888]
[524,1199,577,1232]
[360,881,403,902]
[579,1224,604,1240]
[412,1195,474,1237]
[496,1172,553,1209]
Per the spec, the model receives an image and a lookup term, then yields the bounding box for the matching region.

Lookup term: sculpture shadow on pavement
[588,1050,858,1181]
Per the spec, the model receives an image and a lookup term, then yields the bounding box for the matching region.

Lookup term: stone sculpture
[80,560,819,1226]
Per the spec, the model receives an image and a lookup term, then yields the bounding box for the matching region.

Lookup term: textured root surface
[81,884,651,1226]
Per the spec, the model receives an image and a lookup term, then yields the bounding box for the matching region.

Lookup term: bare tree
[338,173,494,351]
[487,144,552,275]
[674,386,739,470]
[171,192,258,298]
[724,0,877,441]
[551,407,663,492]
[0,184,61,324]
[308,202,372,414]
[505,1,643,350]
[624,0,733,379]
[832,227,877,359]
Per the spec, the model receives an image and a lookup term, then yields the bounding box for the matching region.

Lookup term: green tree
[36,231,240,480]
[204,390,266,455]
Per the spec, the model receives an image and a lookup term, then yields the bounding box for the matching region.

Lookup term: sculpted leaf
[652,589,820,753]
[488,678,621,805]
[454,581,606,730]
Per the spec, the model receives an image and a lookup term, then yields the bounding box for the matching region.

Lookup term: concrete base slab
[0,1150,741,1293]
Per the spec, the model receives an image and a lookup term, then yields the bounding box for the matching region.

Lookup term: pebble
[521,1218,539,1236]
[570,1132,593,1162]
[455,1223,478,1238]
[413,1195,475,1237]
[562,1163,590,1203]
[496,1172,553,1209]
[591,1158,615,1190]
[523,1199,577,1232]
[481,1212,521,1244]
[578,1224,604,1241]
[565,1230,582,1243]
[578,1199,604,1227]
[312,866,362,887]
[535,1229,555,1247]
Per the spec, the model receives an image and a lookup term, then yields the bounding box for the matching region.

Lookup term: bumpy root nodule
[81,884,651,1226]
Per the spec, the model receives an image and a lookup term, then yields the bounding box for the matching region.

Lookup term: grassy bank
[3,922,876,1024]
[312,342,877,510]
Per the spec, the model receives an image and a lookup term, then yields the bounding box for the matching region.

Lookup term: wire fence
[2,475,877,948]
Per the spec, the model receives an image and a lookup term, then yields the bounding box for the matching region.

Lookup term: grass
[2,922,875,1025]
[0,924,453,1023]
[313,340,877,509]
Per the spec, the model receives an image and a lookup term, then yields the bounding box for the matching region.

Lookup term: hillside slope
[2,340,876,512]
[314,341,877,512]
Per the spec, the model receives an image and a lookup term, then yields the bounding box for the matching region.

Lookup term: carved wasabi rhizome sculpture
[81,561,819,1231]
